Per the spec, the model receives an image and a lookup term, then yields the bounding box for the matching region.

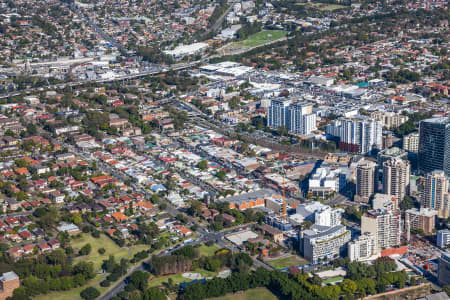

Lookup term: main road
[202,1,235,37]
[0,61,200,99]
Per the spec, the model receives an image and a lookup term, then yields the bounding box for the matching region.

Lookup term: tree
[79,244,92,256]
[129,271,150,291]
[74,273,87,286]
[144,288,166,300]
[15,158,29,168]
[72,213,82,225]
[359,108,369,116]
[345,206,362,222]
[26,123,38,135]
[239,142,250,155]
[4,129,15,137]
[443,285,450,297]
[347,261,376,280]
[102,255,116,273]
[9,286,30,300]
[80,287,100,300]
[278,126,288,136]
[137,222,160,243]
[127,290,143,300]
[397,272,406,288]
[48,249,67,265]
[73,261,95,280]
[188,200,203,217]
[229,96,241,109]
[356,278,376,297]
[33,207,47,218]
[0,243,9,252]
[150,194,160,203]
[340,279,357,295]
[175,214,188,225]
[198,160,208,170]
[374,257,396,275]
[308,274,322,285]
[342,69,353,81]
[216,171,227,181]
[316,285,340,300]
[137,46,174,64]
[23,276,44,296]
[400,196,415,211]
[300,221,312,230]
[205,258,222,272]
[376,276,388,293]
[383,69,421,83]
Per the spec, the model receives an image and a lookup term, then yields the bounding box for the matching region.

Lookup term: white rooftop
[0,271,18,282]
[164,42,208,56]
[226,230,258,245]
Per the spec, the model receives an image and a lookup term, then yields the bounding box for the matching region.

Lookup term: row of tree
[137,46,174,65]
[383,69,422,84]
[148,254,193,276]
[100,255,128,287]
[183,259,410,300]
[149,245,254,276]
[9,255,95,299]
[183,268,316,300]
[335,257,409,295]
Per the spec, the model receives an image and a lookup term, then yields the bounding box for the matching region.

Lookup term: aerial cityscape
[0,0,448,299]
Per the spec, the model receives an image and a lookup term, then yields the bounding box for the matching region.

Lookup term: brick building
[0,271,19,300]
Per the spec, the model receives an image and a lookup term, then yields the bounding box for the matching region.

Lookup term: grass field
[148,269,217,288]
[234,30,288,48]
[296,2,346,11]
[197,244,221,257]
[71,233,130,270]
[130,244,152,257]
[208,287,278,300]
[323,276,344,284]
[267,255,308,269]
[148,273,187,288]
[34,235,150,300]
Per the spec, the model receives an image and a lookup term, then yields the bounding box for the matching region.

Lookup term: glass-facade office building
[418,117,450,176]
